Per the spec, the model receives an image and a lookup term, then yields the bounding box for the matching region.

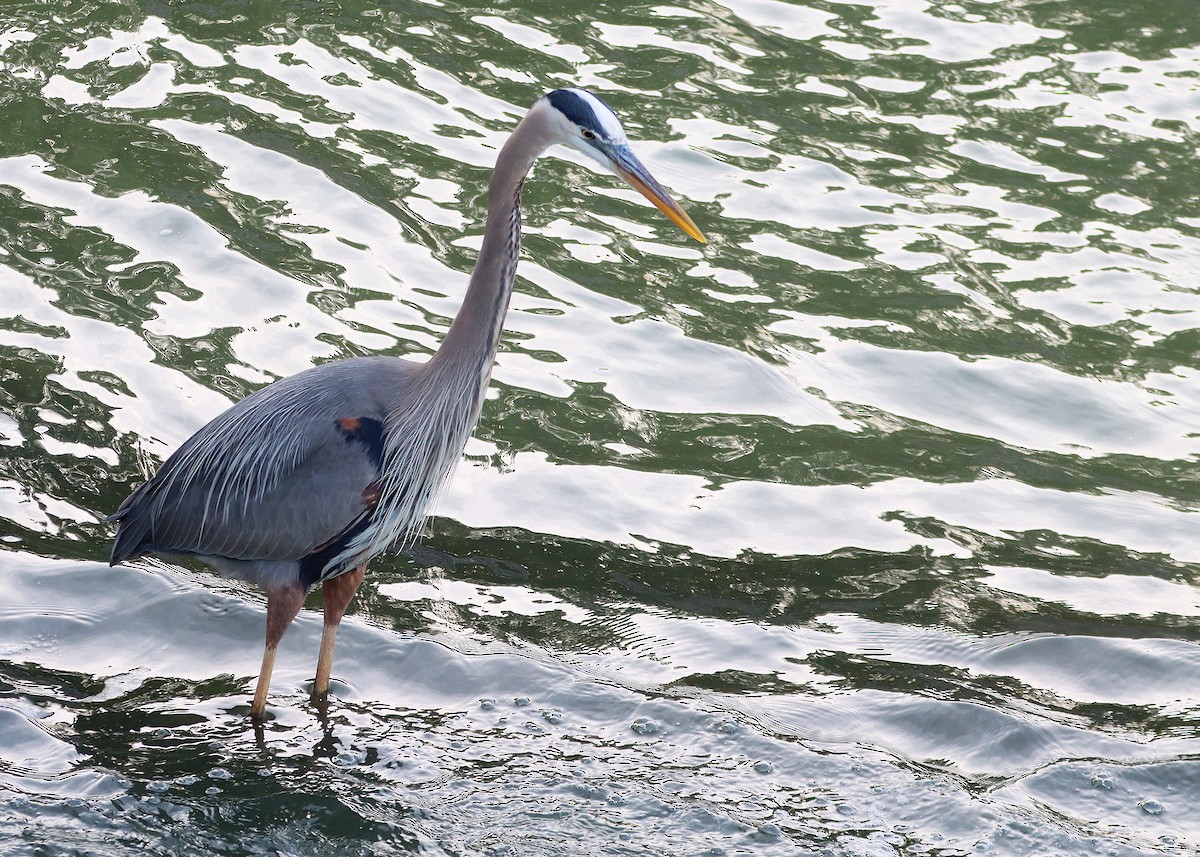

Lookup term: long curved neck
[428,114,549,376]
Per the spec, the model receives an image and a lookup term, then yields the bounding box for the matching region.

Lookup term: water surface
[0,1,1197,854]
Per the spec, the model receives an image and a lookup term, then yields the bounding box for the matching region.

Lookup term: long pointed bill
[609,145,707,244]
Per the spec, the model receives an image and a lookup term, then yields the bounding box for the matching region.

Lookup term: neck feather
[429,114,548,376]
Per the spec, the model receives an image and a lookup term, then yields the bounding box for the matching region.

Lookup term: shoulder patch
[336,416,385,468]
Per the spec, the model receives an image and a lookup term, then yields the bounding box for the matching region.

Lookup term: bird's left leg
[313,564,366,700]
[251,582,307,720]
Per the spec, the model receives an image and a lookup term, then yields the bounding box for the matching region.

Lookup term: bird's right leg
[251,583,307,720]
[313,564,366,701]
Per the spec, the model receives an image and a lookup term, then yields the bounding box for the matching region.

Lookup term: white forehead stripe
[567,88,627,143]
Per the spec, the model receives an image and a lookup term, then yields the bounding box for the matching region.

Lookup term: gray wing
[110,357,414,565]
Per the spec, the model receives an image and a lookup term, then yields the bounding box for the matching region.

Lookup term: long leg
[251,583,307,720]
[313,564,366,700]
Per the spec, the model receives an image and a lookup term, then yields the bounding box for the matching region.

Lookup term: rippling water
[1,1,1198,854]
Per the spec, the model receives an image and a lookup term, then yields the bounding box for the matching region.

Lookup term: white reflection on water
[985,566,1200,619]
[444,450,1200,562]
[2,3,1199,855]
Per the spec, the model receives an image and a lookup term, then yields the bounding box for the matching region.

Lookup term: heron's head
[538,88,706,243]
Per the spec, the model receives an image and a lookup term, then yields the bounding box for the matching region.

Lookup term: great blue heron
[108,88,705,719]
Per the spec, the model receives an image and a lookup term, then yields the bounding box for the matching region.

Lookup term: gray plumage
[111,358,411,588]
[108,87,705,719]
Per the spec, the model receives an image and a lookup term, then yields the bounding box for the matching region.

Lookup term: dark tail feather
[107,490,149,566]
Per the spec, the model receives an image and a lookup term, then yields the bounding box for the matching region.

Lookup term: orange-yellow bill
[612,149,707,244]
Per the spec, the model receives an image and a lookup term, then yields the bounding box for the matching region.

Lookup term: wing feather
[110,357,414,565]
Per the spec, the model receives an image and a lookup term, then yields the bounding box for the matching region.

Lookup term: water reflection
[0,0,1197,854]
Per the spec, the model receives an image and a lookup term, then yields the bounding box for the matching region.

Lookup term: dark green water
[1,0,1197,854]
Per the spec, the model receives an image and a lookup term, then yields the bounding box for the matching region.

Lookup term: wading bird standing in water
[108,89,706,719]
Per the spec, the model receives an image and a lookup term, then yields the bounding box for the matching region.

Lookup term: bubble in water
[335,750,366,767]
[208,768,232,780]
[1089,771,1117,790]
[630,717,661,735]
[146,781,169,794]
[541,709,562,724]
[479,698,496,711]
[1138,798,1165,815]
[514,696,531,707]
[753,761,774,774]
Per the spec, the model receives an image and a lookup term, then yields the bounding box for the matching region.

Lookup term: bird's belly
[200,554,304,592]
